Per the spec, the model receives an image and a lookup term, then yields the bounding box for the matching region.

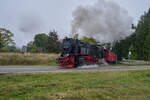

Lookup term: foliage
[112,41,122,60]
[129,44,138,59]
[27,31,61,53]
[0,47,9,52]
[0,28,15,49]
[133,8,150,60]
[0,70,150,100]
[31,44,39,53]
[112,33,135,60]
[0,45,20,53]
[112,8,150,61]
[7,45,20,52]
[34,33,48,52]
[27,41,38,53]
[143,33,150,60]
[81,36,98,45]
[27,41,34,47]
[45,31,61,53]
[74,34,79,39]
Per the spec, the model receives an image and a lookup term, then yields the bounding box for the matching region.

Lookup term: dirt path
[0,65,150,75]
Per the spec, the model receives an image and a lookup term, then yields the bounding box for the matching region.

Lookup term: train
[57,38,116,68]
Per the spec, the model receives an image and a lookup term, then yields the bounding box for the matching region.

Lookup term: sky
[0,0,150,47]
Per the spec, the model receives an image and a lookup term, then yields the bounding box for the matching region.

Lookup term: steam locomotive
[57,38,116,68]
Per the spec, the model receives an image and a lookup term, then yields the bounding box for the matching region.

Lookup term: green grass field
[0,70,150,100]
[0,53,59,66]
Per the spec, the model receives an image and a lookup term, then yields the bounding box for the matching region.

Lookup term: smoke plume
[72,0,133,42]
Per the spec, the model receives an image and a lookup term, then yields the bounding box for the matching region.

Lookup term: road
[0,65,150,75]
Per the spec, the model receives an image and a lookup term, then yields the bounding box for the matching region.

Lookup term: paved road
[0,66,150,75]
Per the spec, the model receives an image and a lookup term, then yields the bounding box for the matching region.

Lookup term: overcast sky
[0,0,149,47]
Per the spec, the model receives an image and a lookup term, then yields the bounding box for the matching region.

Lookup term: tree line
[112,8,150,61]
[0,28,61,53]
[26,31,61,53]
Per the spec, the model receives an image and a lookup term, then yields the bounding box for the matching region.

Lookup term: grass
[0,70,150,100]
[0,53,59,66]
[115,61,150,66]
[115,63,150,66]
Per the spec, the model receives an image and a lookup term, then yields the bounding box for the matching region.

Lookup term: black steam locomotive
[57,38,116,68]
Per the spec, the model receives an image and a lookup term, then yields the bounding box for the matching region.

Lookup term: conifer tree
[134,8,150,60]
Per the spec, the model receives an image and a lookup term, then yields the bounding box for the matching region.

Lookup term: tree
[31,44,38,53]
[45,31,61,53]
[0,28,15,49]
[112,33,136,60]
[143,9,150,60]
[133,8,150,60]
[81,37,98,45]
[34,33,48,52]
[74,34,79,39]
[112,8,150,61]
[27,41,38,53]
[143,33,150,60]
[112,41,122,60]
[129,44,137,60]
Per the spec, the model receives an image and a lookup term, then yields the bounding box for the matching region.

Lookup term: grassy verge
[115,64,150,66]
[0,53,59,66]
[0,70,150,100]
[114,61,150,66]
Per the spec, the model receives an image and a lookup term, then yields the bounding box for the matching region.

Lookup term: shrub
[0,53,59,65]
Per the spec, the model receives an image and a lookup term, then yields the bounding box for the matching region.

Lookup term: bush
[0,53,59,65]
[0,48,9,52]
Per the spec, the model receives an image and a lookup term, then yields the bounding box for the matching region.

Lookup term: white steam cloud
[72,0,133,42]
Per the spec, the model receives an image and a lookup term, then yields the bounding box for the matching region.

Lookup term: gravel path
[0,65,150,75]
